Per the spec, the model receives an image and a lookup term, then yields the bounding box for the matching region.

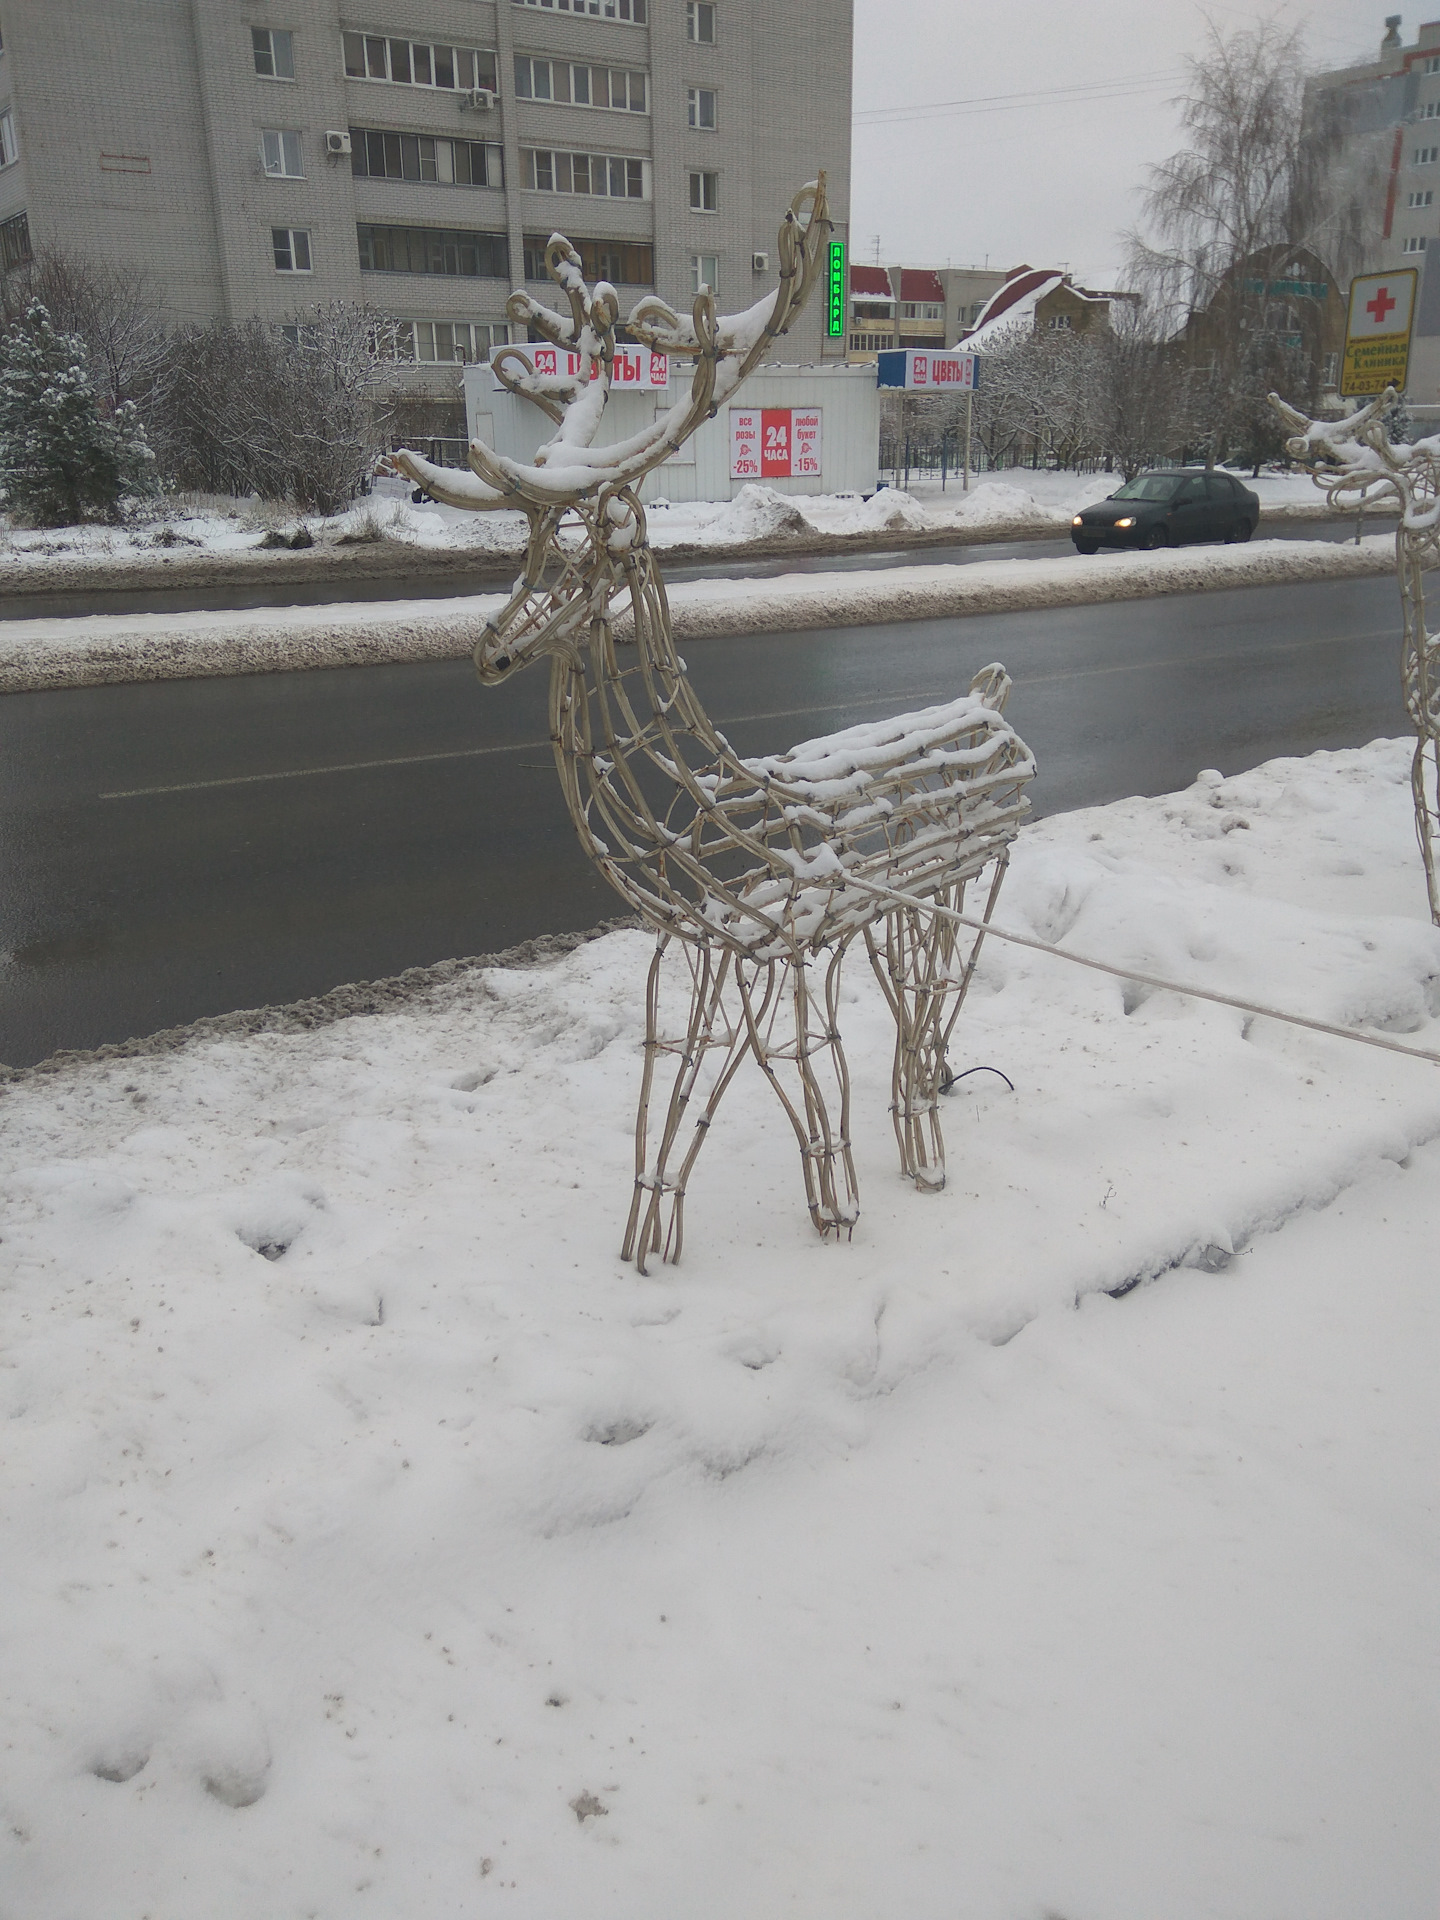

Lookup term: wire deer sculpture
[391,177,1036,1268]
[1271,387,1440,926]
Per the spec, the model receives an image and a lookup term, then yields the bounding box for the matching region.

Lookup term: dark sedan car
[1070,469,1260,553]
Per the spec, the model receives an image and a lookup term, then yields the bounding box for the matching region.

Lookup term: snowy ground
[3,739,1437,1915]
[0,467,1355,576]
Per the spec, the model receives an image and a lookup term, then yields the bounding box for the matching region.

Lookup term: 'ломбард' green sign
[826,240,845,338]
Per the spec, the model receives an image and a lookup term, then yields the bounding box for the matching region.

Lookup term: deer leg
[623,939,749,1271]
[738,952,859,1240]
[867,905,952,1189]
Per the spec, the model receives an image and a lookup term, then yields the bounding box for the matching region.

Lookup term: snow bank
[2,739,1436,1917]
[0,470,1375,596]
[0,534,1395,693]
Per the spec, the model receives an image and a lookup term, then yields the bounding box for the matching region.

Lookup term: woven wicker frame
[1272,388,1440,925]
[393,178,1036,1265]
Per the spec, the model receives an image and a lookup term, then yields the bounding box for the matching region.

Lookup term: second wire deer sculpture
[392,177,1037,1269]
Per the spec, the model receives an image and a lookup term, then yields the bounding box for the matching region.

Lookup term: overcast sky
[850,0,1379,289]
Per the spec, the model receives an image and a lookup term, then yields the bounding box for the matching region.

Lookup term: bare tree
[159,304,402,512]
[0,247,170,421]
[1125,20,1382,466]
[1083,311,1194,480]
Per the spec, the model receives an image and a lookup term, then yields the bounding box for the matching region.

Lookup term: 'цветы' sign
[729,407,823,480]
[492,345,669,389]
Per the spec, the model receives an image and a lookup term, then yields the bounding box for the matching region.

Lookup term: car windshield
[1111,474,1186,502]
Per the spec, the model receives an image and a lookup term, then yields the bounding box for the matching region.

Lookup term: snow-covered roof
[959,269,1065,350]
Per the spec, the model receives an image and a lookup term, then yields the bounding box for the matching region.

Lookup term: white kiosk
[461,355,879,503]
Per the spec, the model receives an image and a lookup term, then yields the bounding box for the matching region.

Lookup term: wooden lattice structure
[1272,388,1440,925]
[392,178,1036,1266]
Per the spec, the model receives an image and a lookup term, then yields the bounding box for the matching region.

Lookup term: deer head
[389,176,831,682]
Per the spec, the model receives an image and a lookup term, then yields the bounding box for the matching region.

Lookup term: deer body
[393,180,1036,1265]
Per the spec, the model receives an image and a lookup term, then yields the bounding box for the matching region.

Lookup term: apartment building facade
[844,260,1005,362]
[0,0,852,432]
[1307,13,1440,415]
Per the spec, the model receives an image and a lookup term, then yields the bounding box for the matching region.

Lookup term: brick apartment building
[0,0,852,433]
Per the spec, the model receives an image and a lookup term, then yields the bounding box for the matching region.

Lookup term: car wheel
[1142,524,1169,551]
[1073,539,1098,556]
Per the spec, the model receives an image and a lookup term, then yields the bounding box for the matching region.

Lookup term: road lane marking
[99,627,1396,800]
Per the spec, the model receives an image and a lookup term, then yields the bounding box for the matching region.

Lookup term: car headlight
[1114,516,1135,528]
[1072,516,1084,526]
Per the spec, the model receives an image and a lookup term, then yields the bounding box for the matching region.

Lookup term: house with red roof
[845,262,1007,362]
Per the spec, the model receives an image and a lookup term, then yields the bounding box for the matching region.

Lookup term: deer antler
[389,175,832,514]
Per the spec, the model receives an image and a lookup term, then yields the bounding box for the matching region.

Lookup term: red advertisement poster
[729,406,824,480]
[761,409,792,477]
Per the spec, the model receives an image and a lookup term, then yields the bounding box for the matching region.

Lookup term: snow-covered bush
[0,302,156,525]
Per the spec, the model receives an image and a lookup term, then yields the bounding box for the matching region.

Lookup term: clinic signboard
[875,349,980,391]
[729,406,823,480]
[1340,270,1417,397]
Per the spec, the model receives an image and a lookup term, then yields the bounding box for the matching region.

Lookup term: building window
[352,129,503,187]
[1426,54,1440,72]
[513,57,647,111]
[260,128,303,177]
[1046,313,1073,329]
[523,232,651,283]
[0,210,31,270]
[848,331,893,353]
[513,0,647,19]
[1410,189,1435,207]
[691,252,718,294]
[272,226,312,271]
[0,110,16,169]
[358,224,510,277]
[343,34,496,92]
[899,300,943,321]
[1417,146,1440,164]
[401,319,514,364]
[687,2,715,44]
[1403,235,1428,252]
[252,28,295,80]
[522,149,650,197]
[1426,100,1440,118]
[687,86,716,129]
[688,168,718,212]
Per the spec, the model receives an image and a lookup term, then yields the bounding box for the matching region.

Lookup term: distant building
[1179,241,1347,400]
[0,0,853,439]
[1305,12,1440,415]
[846,260,1006,361]
[959,266,1137,350]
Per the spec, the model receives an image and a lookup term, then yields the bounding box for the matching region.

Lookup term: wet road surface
[0,572,1403,1067]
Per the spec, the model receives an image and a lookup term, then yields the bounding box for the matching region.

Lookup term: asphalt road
[0,514,1374,621]
[0,571,1404,1068]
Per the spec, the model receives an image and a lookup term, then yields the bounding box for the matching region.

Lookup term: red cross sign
[1342,268,1417,395]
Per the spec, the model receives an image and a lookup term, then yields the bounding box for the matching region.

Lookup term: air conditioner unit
[461,87,497,111]
[325,129,352,156]
[752,251,769,273]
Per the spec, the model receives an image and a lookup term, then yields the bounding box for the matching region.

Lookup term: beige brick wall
[3,0,851,396]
